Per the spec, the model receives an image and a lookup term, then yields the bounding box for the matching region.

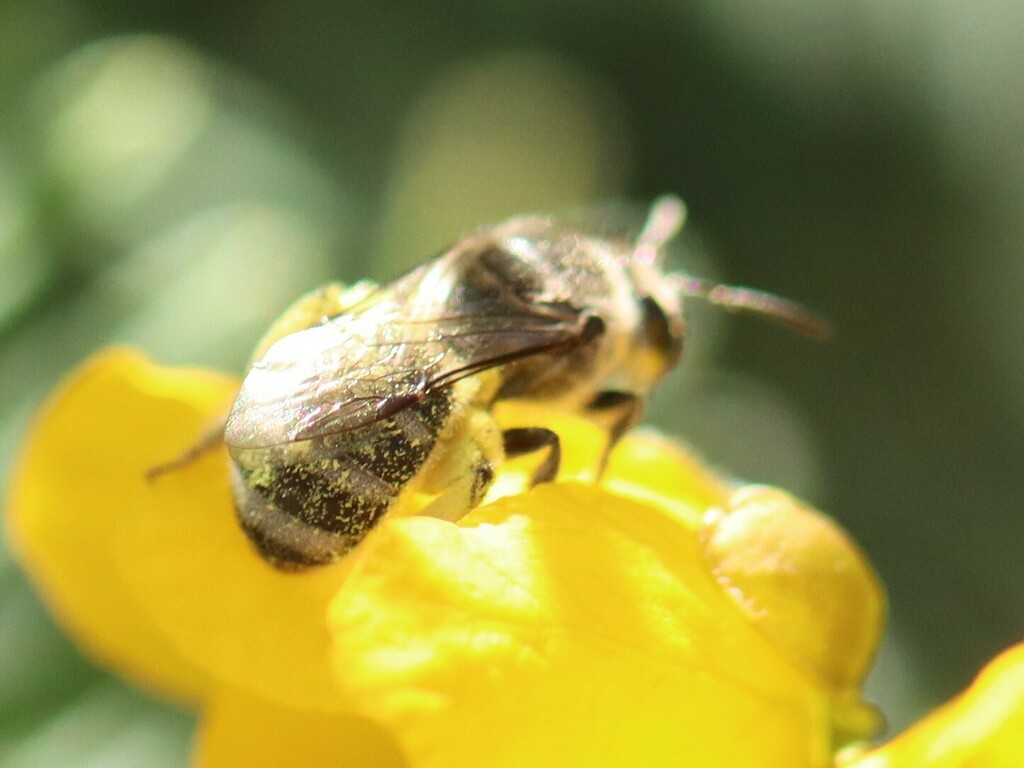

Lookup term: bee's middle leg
[502,427,561,485]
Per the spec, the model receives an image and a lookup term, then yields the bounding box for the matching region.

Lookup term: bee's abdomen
[232,390,452,568]
[231,463,369,568]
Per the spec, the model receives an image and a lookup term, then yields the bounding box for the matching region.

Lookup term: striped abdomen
[230,388,453,568]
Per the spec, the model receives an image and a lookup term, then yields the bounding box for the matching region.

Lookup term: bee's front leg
[502,427,561,485]
[585,390,641,477]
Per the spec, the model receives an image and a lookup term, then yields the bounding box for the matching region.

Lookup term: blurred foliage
[0,0,1022,765]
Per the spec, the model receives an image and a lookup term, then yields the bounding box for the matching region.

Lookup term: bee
[216,196,825,569]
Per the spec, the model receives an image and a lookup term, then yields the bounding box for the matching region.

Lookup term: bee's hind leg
[421,425,560,523]
[146,418,227,481]
[417,408,501,523]
[418,457,496,523]
[502,427,561,485]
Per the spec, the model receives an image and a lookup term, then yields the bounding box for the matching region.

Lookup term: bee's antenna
[675,276,830,340]
[635,196,687,264]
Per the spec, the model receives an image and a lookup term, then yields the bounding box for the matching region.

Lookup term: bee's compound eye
[581,312,607,342]
[640,295,683,365]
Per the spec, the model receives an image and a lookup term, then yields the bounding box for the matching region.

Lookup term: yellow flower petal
[5,349,227,703]
[104,360,355,711]
[845,644,1024,768]
[119,448,355,711]
[604,430,732,522]
[195,688,409,768]
[329,482,861,768]
[8,350,355,711]
[701,486,886,740]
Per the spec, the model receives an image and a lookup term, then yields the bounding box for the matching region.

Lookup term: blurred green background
[1,0,1022,764]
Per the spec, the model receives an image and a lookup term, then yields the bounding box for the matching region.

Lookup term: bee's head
[625,195,829,389]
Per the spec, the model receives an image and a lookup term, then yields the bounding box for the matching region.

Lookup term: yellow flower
[840,644,1024,768]
[6,349,1020,767]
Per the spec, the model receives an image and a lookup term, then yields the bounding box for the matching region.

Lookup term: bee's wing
[225,297,589,450]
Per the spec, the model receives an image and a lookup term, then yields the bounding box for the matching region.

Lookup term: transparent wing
[225,295,590,450]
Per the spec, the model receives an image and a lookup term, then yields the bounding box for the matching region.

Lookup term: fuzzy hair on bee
[155,195,825,569]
